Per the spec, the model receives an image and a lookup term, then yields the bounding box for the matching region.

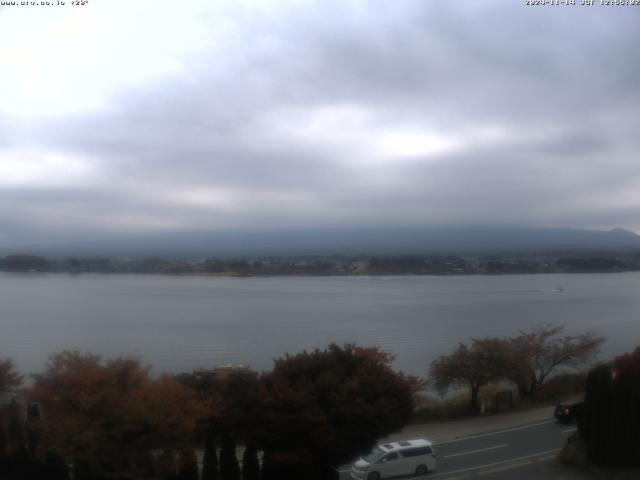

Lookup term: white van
[350,439,437,479]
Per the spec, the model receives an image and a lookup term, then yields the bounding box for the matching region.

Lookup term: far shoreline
[3,251,640,277]
[1,269,639,279]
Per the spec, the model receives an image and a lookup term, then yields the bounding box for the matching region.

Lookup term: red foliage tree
[259,343,422,479]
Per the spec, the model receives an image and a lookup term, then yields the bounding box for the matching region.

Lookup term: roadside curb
[385,404,556,444]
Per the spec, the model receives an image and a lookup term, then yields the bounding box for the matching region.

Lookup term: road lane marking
[534,454,558,462]
[477,460,531,475]
[337,444,547,474]
[427,448,561,478]
[435,419,555,445]
[443,444,509,458]
[339,419,560,476]
[562,428,577,433]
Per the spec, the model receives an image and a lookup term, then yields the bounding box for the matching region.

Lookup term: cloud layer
[1,0,639,246]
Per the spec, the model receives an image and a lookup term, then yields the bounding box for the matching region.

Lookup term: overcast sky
[1,0,639,247]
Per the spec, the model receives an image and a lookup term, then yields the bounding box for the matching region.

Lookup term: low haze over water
[2,272,639,377]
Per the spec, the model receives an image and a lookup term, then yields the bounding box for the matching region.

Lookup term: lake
[1,272,639,377]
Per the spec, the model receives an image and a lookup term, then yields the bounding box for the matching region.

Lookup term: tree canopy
[0,358,22,397]
[430,338,510,411]
[507,324,604,397]
[430,324,604,409]
[0,341,510,479]
[29,351,204,480]
[580,346,640,466]
[259,343,422,479]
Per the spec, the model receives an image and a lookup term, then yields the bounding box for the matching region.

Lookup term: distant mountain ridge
[4,226,640,259]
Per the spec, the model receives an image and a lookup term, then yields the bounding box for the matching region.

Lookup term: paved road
[337,418,577,480]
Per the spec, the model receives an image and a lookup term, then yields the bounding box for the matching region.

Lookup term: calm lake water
[1,272,639,377]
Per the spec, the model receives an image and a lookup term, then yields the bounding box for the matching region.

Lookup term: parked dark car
[554,401,584,424]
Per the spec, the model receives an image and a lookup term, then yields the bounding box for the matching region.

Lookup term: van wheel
[367,473,380,480]
[415,465,428,476]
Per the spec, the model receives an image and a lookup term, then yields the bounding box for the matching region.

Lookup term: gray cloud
[1,0,640,246]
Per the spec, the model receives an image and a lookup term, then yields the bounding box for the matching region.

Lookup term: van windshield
[362,446,386,464]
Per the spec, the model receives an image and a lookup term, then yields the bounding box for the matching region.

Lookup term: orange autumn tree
[0,358,22,398]
[29,351,204,480]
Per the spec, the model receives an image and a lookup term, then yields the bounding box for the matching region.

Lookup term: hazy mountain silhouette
[5,226,640,259]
